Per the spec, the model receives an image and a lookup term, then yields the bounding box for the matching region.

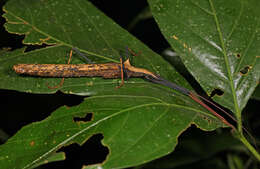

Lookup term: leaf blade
[148,0,260,117]
[0,87,224,169]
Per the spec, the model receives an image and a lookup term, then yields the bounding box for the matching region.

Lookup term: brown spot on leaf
[30,141,35,146]
[172,35,178,40]
[183,43,188,48]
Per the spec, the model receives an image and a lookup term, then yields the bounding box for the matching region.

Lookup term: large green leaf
[148,0,260,119]
[0,0,231,168]
[0,87,224,169]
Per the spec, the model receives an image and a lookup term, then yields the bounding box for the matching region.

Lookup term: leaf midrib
[209,0,240,117]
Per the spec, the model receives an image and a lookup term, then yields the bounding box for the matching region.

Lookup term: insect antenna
[72,47,94,64]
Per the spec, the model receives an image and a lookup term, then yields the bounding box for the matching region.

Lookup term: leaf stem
[238,133,260,161]
[236,112,243,134]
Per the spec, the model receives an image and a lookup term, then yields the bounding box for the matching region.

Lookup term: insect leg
[47,49,73,89]
[116,54,125,88]
[72,47,93,64]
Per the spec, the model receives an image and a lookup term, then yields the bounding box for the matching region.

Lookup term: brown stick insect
[13,47,157,88]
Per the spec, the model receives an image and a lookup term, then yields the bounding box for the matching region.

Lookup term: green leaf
[0,0,232,168]
[148,0,260,119]
[0,91,224,169]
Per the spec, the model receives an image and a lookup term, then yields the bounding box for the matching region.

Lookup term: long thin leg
[116,47,140,88]
[116,55,125,88]
[72,47,93,64]
[47,49,73,89]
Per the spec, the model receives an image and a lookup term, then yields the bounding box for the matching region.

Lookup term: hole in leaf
[210,89,224,97]
[24,43,53,52]
[74,113,93,122]
[236,53,241,58]
[239,65,251,75]
[46,134,109,168]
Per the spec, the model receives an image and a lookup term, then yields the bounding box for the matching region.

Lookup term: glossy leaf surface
[148,0,260,117]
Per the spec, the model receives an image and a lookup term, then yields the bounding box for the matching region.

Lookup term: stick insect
[13,48,156,88]
[13,47,256,145]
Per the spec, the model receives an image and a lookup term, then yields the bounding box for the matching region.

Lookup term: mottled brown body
[13,59,158,79]
[13,63,122,78]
